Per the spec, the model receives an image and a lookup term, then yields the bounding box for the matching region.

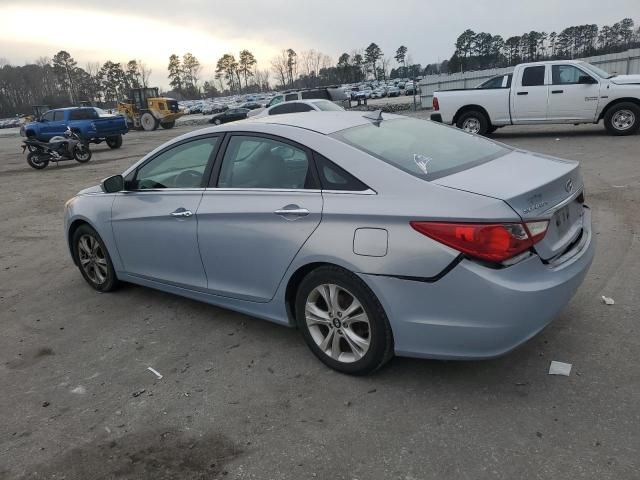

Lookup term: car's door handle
[274,205,309,218]
[551,90,564,94]
[517,91,529,96]
[170,208,193,218]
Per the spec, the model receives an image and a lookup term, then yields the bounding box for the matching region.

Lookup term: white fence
[419,48,640,108]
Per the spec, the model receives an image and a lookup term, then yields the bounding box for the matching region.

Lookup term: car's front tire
[295,266,393,375]
[604,102,640,136]
[72,224,118,292]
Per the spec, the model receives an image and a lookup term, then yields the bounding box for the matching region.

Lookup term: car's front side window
[217,136,313,190]
[133,137,218,190]
[552,65,591,85]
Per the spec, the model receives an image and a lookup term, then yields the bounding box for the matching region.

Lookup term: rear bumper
[360,208,595,360]
[430,113,443,123]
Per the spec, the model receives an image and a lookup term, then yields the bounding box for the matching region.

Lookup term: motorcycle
[22,127,92,170]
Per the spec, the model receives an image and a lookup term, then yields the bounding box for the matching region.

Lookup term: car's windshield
[580,62,614,79]
[312,100,343,111]
[332,118,509,180]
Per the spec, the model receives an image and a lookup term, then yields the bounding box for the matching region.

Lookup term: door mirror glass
[102,174,124,193]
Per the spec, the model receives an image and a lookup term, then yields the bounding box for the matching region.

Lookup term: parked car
[265,87,348,109]
[405,83,418,95]
[22,107,128,149]
[252,99,345,118]
[241,102,264,110]
[65,111,593,375]
[208,108,250,125]
[431,60,640,136]
[386,86,401,97]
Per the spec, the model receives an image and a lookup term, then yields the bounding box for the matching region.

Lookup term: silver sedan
[64,112,595,375]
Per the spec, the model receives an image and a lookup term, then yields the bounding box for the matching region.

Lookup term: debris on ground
[548,361,572,376]
[70,386,86,394]
[132,389,146,397]
[147,366,163,380]
[42,401,50,407]
[601,295,615,305]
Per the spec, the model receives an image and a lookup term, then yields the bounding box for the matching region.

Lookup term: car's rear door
[196,133,323,302]
[111,135,220,288]
[511,65,550,123]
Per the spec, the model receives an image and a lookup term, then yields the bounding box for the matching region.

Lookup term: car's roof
[249,111,404,135]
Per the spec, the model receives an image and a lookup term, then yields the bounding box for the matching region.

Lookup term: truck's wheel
[456,110,490,135]
[106,135,123,149]
[160,121,175,129]
[141,113,158,131]
[604,102,640,136]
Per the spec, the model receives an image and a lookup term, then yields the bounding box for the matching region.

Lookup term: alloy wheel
[305,284,371,363]
[78,234,108,285]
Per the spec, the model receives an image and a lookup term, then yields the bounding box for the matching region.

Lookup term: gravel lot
[0,116,638,480]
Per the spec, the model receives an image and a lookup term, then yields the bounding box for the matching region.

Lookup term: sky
[1,0,639,88]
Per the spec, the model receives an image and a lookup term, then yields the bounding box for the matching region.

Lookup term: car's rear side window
[521,66,546,86]
[69,109,99,120]
[314,153,369,191]
[331,118,509,181]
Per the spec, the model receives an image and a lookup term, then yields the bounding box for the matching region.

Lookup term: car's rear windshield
[331,118,509,180]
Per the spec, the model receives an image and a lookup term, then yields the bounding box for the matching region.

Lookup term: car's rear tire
[604,102,640,136]
[72,224,118,292]
[106,135,123,149]
[214,118,222,125]
[456,110,490,135]
[295,266,394,375]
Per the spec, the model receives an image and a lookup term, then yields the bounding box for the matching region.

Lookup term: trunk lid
[433,150,585,260]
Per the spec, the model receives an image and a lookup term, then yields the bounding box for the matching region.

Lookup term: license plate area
[553,205,573,237]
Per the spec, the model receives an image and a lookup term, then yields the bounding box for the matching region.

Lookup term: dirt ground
[0,116,639,479]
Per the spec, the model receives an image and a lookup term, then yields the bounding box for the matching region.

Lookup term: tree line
[437,17,640,74]
[0,51,153,116]
[2,16,639,116]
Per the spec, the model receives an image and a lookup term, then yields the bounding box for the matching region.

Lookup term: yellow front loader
[117,88,183,131]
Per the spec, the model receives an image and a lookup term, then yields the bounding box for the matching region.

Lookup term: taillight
[433,97,440,111]
[410,221,549,263]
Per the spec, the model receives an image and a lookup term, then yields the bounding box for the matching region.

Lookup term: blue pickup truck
[22,107,128,149]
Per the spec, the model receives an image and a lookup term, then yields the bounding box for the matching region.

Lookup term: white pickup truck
[430,60,640,136]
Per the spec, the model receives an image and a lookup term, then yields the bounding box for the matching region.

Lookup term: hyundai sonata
[64,112,594,375]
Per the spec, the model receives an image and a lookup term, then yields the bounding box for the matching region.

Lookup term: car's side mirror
[102,174,124,193]
[578,75,596,84]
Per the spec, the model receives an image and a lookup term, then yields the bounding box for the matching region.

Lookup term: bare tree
[139,60,152,88]
[270,50,288,88]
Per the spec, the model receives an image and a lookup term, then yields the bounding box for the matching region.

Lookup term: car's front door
[111,135,220,288]
[511,65,549,123]
[197,133,323,302]
[547,64,601,122]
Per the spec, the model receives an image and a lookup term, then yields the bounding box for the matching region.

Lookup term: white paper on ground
[549,361,572,376]
[601,295,615,305]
